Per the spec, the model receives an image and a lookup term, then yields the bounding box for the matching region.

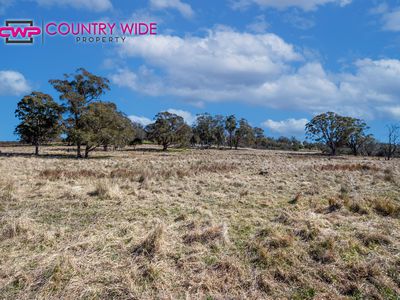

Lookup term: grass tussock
[183,224,228,244]
[346,199,369,215]
[373,198,400,217]
[383,168,396,183]
[88,181,122,199]
[0,180,15,202]
[309,238,336,264]
[132,224,164,258]
[320,163,380,172]
[357,232,391,247]
[0,217,36,241]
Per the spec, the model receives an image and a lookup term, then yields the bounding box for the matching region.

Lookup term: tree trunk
[35,144,39,156]
[77,142,82,158]
[331,146,336,156]
[352,146,358,156]
[85,146,90,158]
[104,145,108,152]
[163,144,168,151]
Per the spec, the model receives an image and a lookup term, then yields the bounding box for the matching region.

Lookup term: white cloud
[129,115,152,126]
[167,108,196,124]
[262,118,308,135]
[128,110,195,126]
[36,0,112,12]
[379,106,400,119]
[247,15,269,33]
[230,0,352,11]
[117,27,302,96]
[149,0,194,18]
[382,8,400,31]
[370,4,400,32]
[0,70,31,96]
[112,27,400,120]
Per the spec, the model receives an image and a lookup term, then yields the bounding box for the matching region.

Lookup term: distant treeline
[10,68,400,159]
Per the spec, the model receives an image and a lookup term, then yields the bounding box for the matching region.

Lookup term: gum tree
[80,102,135,158]
[225,115,237,149]
[50,68,110,158]
[15,92,63,155]
[347,119,370,156]
[146,112,191,151]
[305,112,356,156]
[233,118,254,149]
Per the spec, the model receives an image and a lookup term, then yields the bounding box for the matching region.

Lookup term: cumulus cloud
[167,108,196,124]
[36,0,112,12]
[116,27,302,98]
[0,70,31,96]
[262,118,308,135]
[129,115,152,126]
[230,0,352,11]
[149,0,194,18]
[112,27,400,120]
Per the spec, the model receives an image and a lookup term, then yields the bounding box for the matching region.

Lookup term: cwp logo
[0,20,41,44]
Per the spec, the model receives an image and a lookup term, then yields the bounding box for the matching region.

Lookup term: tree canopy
[146,112,191,151]
[15,92,63,155]
[50,68,110,157]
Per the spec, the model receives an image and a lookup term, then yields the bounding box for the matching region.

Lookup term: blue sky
[0,0,400,141]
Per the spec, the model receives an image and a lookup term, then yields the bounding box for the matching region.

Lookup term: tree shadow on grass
[0,151,113,160]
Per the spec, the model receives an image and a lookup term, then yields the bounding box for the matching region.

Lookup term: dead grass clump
[210,260,243,277]
[272,267,300,284]
[294,223,320,241]
[289,192,301,204]
[267,234,294,250]
[346,200,369,215]
[183,224,228,244]
[383,168,396,183]
[327,197,343,212]
[132,224,164,258]
[88,181,122,199]
[320,164,380,172]
[357,232,391,247]
[30,255,77,295]
[206,259,245,289]
[257,273,281,294]
[0,217,35,241]
[309,238,336,264]
[373,198,400,217]
[40,169,103,180]
[109,168,137,180]
[339,282,362,298]
[273,211,295,225]
[347,261,381,281]
[339,184,351,202]
[253,227,294,251]
[0,180,15,201]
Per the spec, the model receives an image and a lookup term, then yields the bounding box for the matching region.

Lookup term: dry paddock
[0,145,399,299]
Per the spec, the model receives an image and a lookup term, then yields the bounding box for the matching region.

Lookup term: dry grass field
[0,145,399,299]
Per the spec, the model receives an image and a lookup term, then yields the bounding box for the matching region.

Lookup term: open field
[0,146,399,299]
